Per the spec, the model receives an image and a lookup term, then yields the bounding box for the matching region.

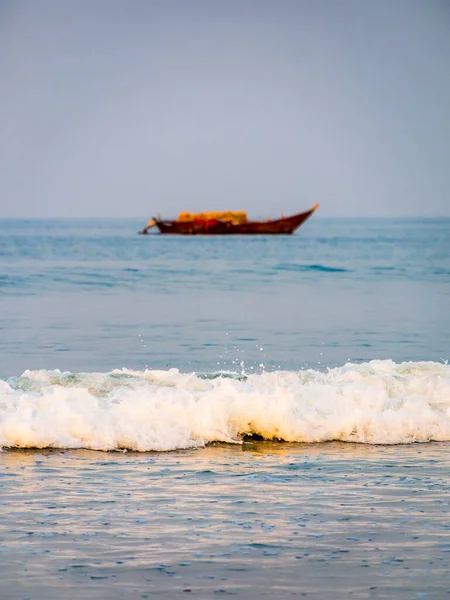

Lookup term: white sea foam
[1,360,449,451]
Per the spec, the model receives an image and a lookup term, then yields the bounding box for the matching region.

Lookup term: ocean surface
[1,217,449,598]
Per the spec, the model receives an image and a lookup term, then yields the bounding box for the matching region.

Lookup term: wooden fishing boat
[139,204,318,235]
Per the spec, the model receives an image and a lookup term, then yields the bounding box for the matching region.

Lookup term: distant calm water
[1,217,448,375]
[1,217,449,598]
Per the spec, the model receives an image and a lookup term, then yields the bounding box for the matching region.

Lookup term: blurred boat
[138,204,318,235]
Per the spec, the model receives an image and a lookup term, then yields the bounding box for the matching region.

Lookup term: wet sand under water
[1,442,450,599]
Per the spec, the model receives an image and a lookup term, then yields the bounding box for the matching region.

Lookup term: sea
[0,217,449,599]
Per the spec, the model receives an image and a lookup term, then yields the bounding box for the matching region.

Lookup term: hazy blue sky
[1,0,449,218]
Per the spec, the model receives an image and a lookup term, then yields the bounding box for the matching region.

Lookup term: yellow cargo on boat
[177,211,248,224]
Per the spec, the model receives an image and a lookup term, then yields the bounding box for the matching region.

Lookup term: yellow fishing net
[177,211,248,224]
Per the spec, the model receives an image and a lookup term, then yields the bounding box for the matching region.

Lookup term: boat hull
[154,206,318,235]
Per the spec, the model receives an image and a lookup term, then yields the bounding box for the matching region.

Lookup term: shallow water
[0,217,449,597]
[2,443,450,599]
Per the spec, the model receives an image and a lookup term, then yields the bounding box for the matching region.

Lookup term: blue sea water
[1,217,448,376]
[1,217,450,599]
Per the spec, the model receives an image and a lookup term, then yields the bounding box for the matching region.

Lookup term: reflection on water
[1,442,450,598]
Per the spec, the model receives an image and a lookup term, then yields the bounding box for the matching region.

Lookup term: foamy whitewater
[1,360,449,451]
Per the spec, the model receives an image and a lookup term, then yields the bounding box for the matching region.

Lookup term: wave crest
[1,360,449,451]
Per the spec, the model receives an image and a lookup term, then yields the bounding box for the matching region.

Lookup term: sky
[1,0,449,219]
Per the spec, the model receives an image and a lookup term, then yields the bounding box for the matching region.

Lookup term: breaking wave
[1,360,449,451]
